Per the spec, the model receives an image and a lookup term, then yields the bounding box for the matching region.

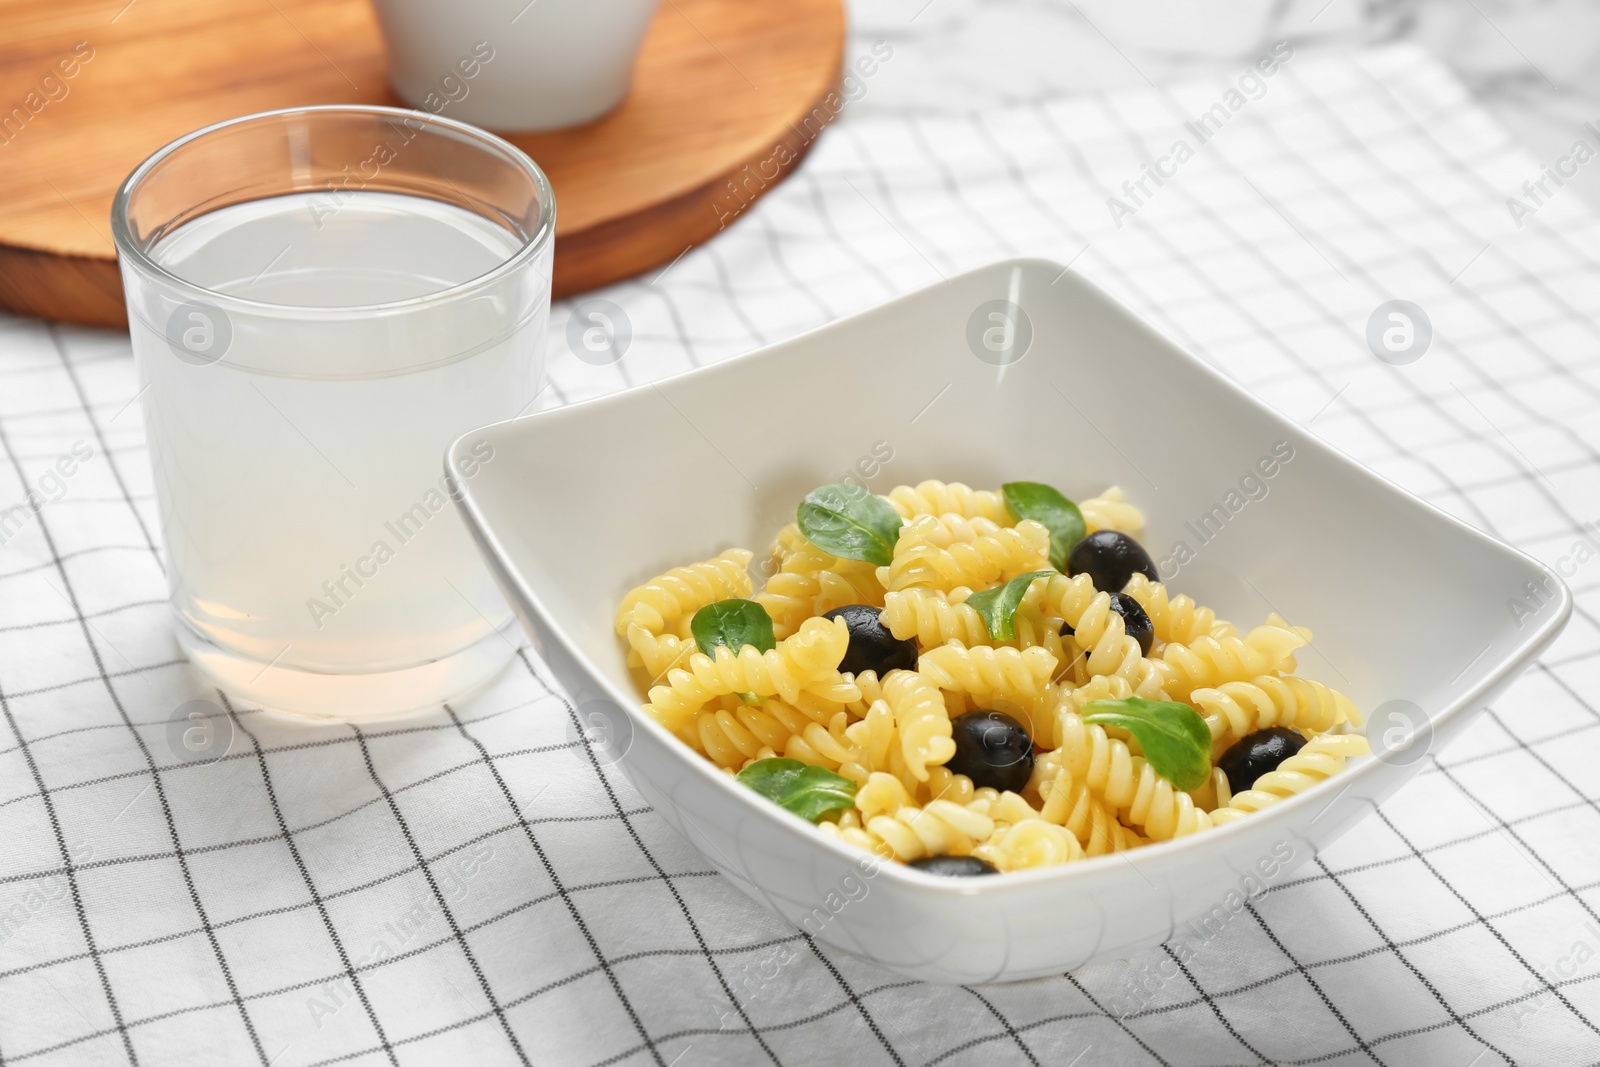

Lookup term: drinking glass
[111,105,554,722]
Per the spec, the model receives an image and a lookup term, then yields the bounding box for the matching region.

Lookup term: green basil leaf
[1002,481,1086,571]
[691,599,776,658]
[1081,697,1212,792]
[735,758,859,822]
[964,570,1056,642]
[797,483,902,566]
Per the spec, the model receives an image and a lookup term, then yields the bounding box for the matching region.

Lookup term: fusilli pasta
[1032,573,1167,696]
[836,698,897,785]
[882,669,957,782]
[1011,584,1075,672]
[1079,486,1144,535]
[971,818,1084,871]
[1032,761,1143,855]
[916,642,1059,723]
[1156,624,1309,700]
[1210,734,1370,824]
[755,526,884,639]
[877,515,1050,593]
[1189,675,1359,754]
[1050,708,1214,841]
[1119,573,1232,647]
[819,773,996,861]
[645,615,851,728]
[616,549,753,634]
[619,478,1367,877]
[886,480,1008,524]
[880,586,993,648]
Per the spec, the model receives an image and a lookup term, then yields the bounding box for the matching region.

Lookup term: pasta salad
[614,479,1368,875]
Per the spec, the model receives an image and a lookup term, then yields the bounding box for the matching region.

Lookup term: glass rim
[110,104,556,317]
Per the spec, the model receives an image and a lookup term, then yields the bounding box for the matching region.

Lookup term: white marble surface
[852,0,1600,209]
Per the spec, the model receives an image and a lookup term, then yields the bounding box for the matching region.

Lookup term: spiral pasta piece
[780,714,857,771]
[1120,573,1233,646]
[774,694,851,735]
[971,819,1084,872]
[877,515,1050,593]
[1012,607,1075,677]
[806,676,867,707]
[1071,589,1165,694]
[1050,708,1213,841]
[1210,734,1370,825]
[1079,486,1144,535]
[915,643,1060,724]
[1214,766,1232,809]
[784,529,884,591]
[1266,612,1314,646]
[783,690,852,728]
[886,480,1009,524]
[1031,573,1165,695]
[1189,767,1232,812]
[881,669,956,782]
[920,764,978,807]
[753,571,821,641]
[645,616,850,729]
[881,586,993,648]
[836,698,897,784]
[1038,673,1136,744]
[1189,675,1359,754]
[768,523,813,570]
[1033,760,1142,855]
[814,567,886,616]
[1157,624,1308,701]
[967,788,1016,822]
[616,549,753,635]
[1032,573,1096,623]
[883,584,1070,670]
[854,769,916,818]
[844,670,886,717]
[624,624,694,679]
[694,702,799,769]
[999,581,1073,674]
[820,773,995,861]
[755,527,884,639]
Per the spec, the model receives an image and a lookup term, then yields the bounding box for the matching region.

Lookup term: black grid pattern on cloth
[1,39,1599,1067]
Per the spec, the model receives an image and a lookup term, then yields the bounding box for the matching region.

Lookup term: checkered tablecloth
[4,21,1600,1066]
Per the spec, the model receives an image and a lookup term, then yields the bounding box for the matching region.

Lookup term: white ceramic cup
[371,0,661,132]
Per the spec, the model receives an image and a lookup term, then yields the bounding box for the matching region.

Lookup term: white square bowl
[449,259,1571,984]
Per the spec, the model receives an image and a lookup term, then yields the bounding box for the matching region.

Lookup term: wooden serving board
[0,0,845,327]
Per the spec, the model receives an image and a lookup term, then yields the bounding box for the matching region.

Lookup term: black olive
[822,604,918,677]
[1067,530,1159,593]
[908,855,999,876]
[1108,592,1154,656]
[947,709,1034,793]
[1218,727,1308,795]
